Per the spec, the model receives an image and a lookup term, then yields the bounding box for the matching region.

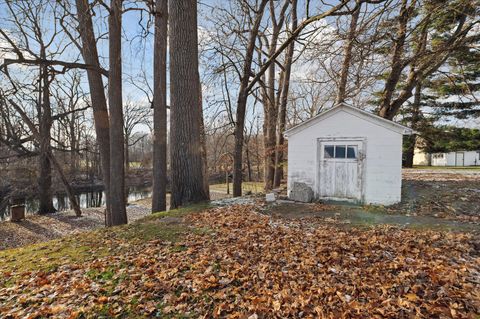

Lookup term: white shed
[431,151,480,166]
[284,103,413,205]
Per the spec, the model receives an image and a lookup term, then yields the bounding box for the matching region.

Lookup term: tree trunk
[198,72,210,198]
[233,92,248,197]
[263,67,277,191]
[48,151,82,216]
[404,136,415,168]
[38,65,55,215]
[378,0,410,118]
[264,0,289,191]
[75,0,111,222]
[226,170,230,195]
[69,119,77,176]
[169,0,209,208]
[152,0,168,213]
[274,0,297,188]
[232,0,268,197]
[335,1,361,104]
[246,143,252,182]
[404,82,422,168]
[108,0,127,225]
[124,135,129,175]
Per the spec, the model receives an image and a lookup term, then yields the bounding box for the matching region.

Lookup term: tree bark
[152,0,168,213]
[378,0,410,119]
[37,65,55,215]
[198,80,210,198]
[404,82,421,168]
[69,116,77,176]
[169,0,209,208]
[335,1,361,104]
[75,0,112,222]
[124,136,129,175]
[246,143,252,182]
[108,0,128,225]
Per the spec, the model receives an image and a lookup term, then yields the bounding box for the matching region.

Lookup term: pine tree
[425,46,480,119]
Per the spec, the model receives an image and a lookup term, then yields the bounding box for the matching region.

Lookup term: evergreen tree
[425,45,480,119]
[418,126,480,153]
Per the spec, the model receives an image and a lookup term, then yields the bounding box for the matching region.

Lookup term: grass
[0,203,211,276]
[0,203,214,317]
[149,202,212,218]
[127,162,144,169]
[0,234,110,274]
[410,165,480,170]
[209,181,265,194]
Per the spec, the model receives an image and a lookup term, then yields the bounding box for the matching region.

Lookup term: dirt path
[0,204,151,251]
[0,191,231,251]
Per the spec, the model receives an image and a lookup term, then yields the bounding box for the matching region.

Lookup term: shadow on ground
[263,202,480,232]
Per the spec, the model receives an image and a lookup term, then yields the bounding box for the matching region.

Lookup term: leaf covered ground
[395,169,480,223]
[0,204,479,318]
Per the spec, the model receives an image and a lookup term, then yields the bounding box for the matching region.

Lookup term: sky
[0,0,478,133]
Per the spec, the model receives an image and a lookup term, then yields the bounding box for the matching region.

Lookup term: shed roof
[284,103,414,137]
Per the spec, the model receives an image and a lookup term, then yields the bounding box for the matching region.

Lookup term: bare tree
[0,0,82,216]
[335,1,362,104]
[274,0,298,188]
[232,0,269,196]
[152,0,168,212]
[169,0,209,207]
[52,70,88,177]
[123,99,151,174]
[74,0,112,221]
[6,98,82,216]
[232,0,358,196]
[262,0,290,191]
[108,0,128,225]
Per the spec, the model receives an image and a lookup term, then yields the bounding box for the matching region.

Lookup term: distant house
[413,147,430,166]
[413,147,480,167]
[284,103,413,205]
[430,151,480,167]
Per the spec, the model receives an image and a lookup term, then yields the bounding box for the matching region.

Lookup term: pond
[0,186,151,221]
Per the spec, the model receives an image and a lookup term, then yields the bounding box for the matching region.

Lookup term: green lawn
[0,204,209,275]
[409,165,480,170]
[209,181,265,193]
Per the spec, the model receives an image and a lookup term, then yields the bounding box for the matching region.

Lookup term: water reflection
[0,186,151,221]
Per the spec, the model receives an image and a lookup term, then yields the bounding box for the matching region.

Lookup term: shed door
[455,152,464,166]
[318,140,364,201]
